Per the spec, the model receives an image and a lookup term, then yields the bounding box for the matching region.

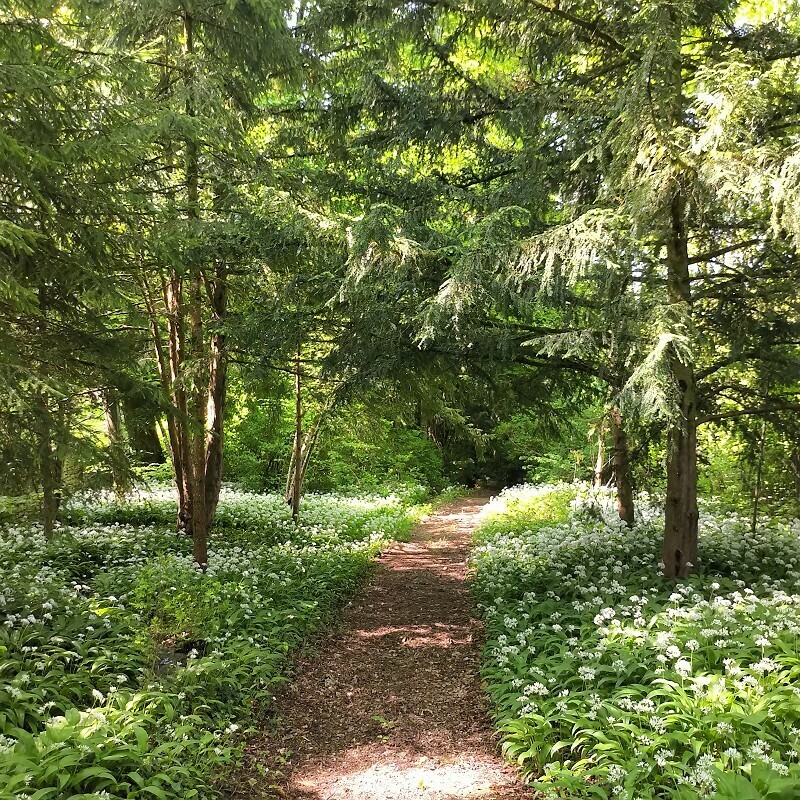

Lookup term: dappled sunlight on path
[231,493,532,800]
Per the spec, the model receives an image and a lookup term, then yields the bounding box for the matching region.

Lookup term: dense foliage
[474,484,800,799]
[1,0,800,795]
[0,487,421,799]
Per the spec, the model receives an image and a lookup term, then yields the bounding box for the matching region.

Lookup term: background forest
[2,0,800,798]
[3,0,799,533]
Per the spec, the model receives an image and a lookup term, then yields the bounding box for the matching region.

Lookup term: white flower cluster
[0,486,419,797]
[473,483,800,799]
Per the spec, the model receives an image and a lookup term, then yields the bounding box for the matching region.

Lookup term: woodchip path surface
[231,493,532,800]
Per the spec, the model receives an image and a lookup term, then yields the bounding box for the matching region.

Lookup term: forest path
[231,492,532,800]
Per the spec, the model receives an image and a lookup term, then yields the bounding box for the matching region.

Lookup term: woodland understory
[2,0,800,798]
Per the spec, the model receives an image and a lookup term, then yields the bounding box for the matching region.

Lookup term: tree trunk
[204,261,227,527]
[102,388,130,495]
[593,421,605,487]
[41,451,62,540]
[751,417,767,535]
[609,407,635,526]
[37,397,62,539]
[659,4,698,580]
[164,273,192,534]
[298,422,320,493]
[183,8,209,567]
[662,190,699,579]
[285,419,322,504]
[290,340,302,523]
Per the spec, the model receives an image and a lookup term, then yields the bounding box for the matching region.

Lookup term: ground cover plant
[472,484,800,800]
[0,487,421,799]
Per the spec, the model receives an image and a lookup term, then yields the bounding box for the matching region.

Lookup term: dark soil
[230,493,533,800]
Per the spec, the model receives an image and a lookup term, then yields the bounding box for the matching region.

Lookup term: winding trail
[233,493,532,800]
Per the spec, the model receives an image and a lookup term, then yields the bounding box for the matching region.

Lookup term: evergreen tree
[92,0,303,564]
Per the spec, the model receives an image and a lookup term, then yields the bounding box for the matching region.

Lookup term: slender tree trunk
[285,420,322,504]
[41,450,62,540]
[142,274,189,529]
[187,270,208,565]
[660,5,698,580]
[291,340,302,523]
[593,421,605,487]
[37,397,62,539]
[183,8,208,567]
[662,190,699,579]
[164,274,193,534]
[102,388,129,495]
[610,406,635,526]
[285,436,297,502]
[204,262,227,526]
[751,417,768,535]
[298,422,320,493]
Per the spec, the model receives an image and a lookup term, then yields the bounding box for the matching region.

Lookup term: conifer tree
[307,0,800,576]
[93,0,302,564]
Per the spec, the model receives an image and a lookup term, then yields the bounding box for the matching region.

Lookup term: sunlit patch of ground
[293,748,521,799]
[352,624,473,648]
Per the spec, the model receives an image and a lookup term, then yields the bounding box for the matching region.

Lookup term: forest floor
[231,492,532,800]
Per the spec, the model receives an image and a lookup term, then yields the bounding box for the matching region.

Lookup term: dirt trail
[233,493,532,800]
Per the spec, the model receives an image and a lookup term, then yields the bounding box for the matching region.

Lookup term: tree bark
[593,421,605,487]
[183,7,208,567]
[660,3,698,580]
[662,190,699,579]
[164,273,192,534]
[285,419,322,504]
[290,340,302,523]
[609,406,635,526]
[751,417,768,535]
[102,388,130,495]
[37,397,62,539]
[204,261,227,527]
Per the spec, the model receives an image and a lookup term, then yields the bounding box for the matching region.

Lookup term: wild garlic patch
[472,484,800,800]
[0,487,419,799]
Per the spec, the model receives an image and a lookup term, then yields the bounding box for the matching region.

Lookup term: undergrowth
[473,484,800,800]
[0,487,421,799]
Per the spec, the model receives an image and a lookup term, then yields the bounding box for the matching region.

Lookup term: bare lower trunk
[204,263,227,526]
[285,421,321,504]
[299,423,320,493]
[610,407,635,526]
[285,438,297,503]
[165,273,192,534]
[662,192,699,579]
[41,465,61,539]
[593,422,605,488]
[37,398,62,539]
[102,389,130,495]
[188,271,208,566]
[751,417,767,535]
[182,7,208,568]
[291,341,302,523]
